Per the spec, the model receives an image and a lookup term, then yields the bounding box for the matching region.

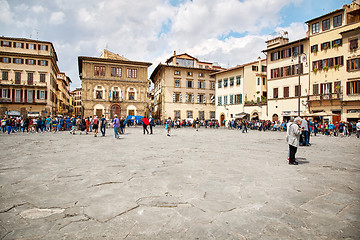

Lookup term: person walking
[1,117,6,133]
[300,117,310,146]
[356,120,360,138]
[287,117,303,165]
[100,115,106,137]
[195,118,200,131]
[52,117,58,133]
[112,115,120,139]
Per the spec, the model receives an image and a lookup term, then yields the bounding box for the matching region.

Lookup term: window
[346,81,360,95]
[14,58,23,64]
[210,81,215,89]
[173,93,181,103]
[312,23,319,34]
[257,78,260,85]
[27,44,36,50]
[283,87,289,98]
[218,79,222,88]
[15,42,23,48]
[1,41,11,47]
[2,89,9,98]
[187,71,193,76]
[334,56,344,66]
[27,72,33,85]
[236,94,242,104]
[350,39,358,51]
[128,91,135,100]
[262,65,267,72]
[39,90,45,99]
[39,60,48,66]
[333,14,342,28]
[198,81,205,89]
[321,42,331,50]
[199,73,204,77]
[320,83,332,96]
[230,95,234,104]
[0,57,10,63]
[293,45,304,55]
[15,90,21,102]
[96,90,103,99]
[272,52,280,61]
[175,79,180,87]
[210,111,215,119]
[218,96,222,106]
[224,95,228,105]
[26,59,35,65]
[223,78,228,87]
[273,88,278,98]
[39,45,48,51]
[94,66,105,76]
[313,84,319,95]
[322,18,330,31]
[15,72,21,84]
[311,44,318,53]
[112,88,120,100]
[332,39,342,47]
[187,111,193,118]
[2,71,8,80]
[127,69,137,78]
[199,111,205,120]
[347,58,360,71]
[40,73,45,82]
[174,70,180,75]
[252,66,259,71]
[187,80,194,88]
[230,77,234,86]
[198,94,205,103]
[27,90,33,103]
[210,94,215,104]
[111,67,121,77]
[174,110,180,119]
[236,76,241,85]
[295,85,301,97]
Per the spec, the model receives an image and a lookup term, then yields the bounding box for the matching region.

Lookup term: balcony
[308,93,341,101]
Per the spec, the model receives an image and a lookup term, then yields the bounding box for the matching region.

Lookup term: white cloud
[49,11,65,25]
[31,5,45,14]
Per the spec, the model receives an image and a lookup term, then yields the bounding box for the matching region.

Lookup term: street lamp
[291,49,308,117]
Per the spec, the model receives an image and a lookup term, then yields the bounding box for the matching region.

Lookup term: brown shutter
[0,41,3,46]
[25,59,27,64]
[0,88,2,98]
[46,45,48,51]
[340,56,344,66]
[21,43,24,48]
[37,90,40,99]
[45,61,48,66]
[329,83,332,93]
[33,90,35,102]
[34,44,37,50]
[21,59,24,64]
[20,89,23,102]
[38,60,40,65]
[12,89,15,102]
[12,42,16,47]
[45,90,47,99]
[24,90,27,102]
[26,43,29,49]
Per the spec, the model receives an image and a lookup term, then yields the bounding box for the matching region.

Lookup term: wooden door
[220,114,225,126]
[96,109,103,117]
[110,104,121,119]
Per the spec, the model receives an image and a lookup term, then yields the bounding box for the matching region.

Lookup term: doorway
[110,104,121,119]
[220,114,225,126]
[95,109,103,117]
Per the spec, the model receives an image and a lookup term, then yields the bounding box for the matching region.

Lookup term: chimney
[173,50,176,56]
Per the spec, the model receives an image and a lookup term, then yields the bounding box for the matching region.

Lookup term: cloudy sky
[1,0,352,90]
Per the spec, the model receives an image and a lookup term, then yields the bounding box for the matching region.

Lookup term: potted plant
[334,64,339,70]
[312,48,318,54]
[333,43,339,49]
[324,46,328,51]
[323,66,329,71]
[313,68,318,74]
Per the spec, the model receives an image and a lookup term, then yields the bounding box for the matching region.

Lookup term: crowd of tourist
[1,115,360,139]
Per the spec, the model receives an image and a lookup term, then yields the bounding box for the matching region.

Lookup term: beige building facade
[213,58,267,124]
[263,36,310,122]
[0,37,60,117]
[79,50,151,119]
[56,72,71,116]
[150,53,220,121]
[70,88,82,117]
[306,1,360,122]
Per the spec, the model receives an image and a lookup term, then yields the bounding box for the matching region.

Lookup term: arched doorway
[110,104,121,119]
[220,114,225,126]
[252,112,259,121]
[272,114,279,122]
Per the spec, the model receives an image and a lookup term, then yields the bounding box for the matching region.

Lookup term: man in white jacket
[287,117,303,165]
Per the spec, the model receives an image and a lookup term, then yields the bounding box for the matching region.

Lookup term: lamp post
[291,50,308,117]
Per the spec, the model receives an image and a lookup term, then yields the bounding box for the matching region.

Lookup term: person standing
[149,117,154,134]
[52,117,57,133]
[1,117,6,133]
[287,117,303,165]
[112,115,120,139]
[142,117,149,134]
[356,120,360,139]
[93,115,99,137]
[166,117,172,136]
[300,117,310,146]
[195,118,200,131]
[100,115,106,137]
[6,117,11,134]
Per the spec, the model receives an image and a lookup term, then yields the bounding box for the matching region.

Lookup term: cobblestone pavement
[0,127,359,239]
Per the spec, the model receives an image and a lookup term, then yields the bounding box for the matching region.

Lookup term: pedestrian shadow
[296,157,309,164]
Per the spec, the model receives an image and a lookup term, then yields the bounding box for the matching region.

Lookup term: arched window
[127,87,136,100]
[111,86,122,101]
[94,85,105,100]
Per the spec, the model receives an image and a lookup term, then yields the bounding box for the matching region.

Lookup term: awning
[28,112,39,117]
[7,111,20,116]
[234,112,249,119]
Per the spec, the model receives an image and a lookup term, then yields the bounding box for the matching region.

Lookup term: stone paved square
[0,127,359,239]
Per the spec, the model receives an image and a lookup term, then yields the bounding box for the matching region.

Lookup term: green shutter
[240,94,243,104]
